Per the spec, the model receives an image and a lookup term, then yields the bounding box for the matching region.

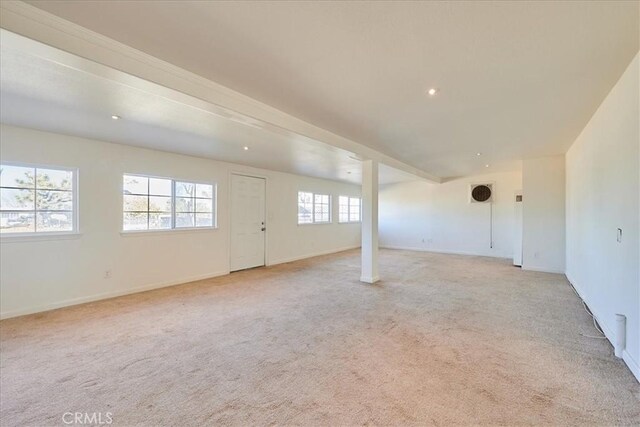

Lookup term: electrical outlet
[104,270,112,279]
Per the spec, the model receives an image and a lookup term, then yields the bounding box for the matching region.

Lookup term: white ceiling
[2,35,410,185]
[23,0,639,178]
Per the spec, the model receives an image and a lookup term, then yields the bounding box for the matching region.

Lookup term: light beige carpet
[1,249,638,426]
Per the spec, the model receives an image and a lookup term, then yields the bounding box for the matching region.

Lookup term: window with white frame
[123,174,216,231]
[339,196,361,223]
[298,191,331,224]
[314,194,331,223]
[175,181,214,228]
[123,175,172,231]
[0,164,76,234]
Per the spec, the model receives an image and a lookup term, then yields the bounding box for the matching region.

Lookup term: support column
[361,159,379,283]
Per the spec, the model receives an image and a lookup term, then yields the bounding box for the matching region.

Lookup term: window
[339,196,361,223]
[0,164,76,234]
[298,191,331,224]
[314,194,331,223]
[175,181,214,228]
[123,174,216,231]
[123,175,172,231]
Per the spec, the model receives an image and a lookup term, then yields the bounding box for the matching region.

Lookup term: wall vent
[470,184,493,203]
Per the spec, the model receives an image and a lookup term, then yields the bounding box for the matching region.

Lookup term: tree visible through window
[297,191,313,224]
[0,164,76,234]
[122,174,216,231]
[123,175,172,231]
[298,191,331,224]
[175,181,214,228]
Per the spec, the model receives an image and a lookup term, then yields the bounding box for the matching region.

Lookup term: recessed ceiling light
[427,88,438,96]
[243,146,249,151]
[485,164,490,168]
[111,115,120,120]
[476,152,482,156]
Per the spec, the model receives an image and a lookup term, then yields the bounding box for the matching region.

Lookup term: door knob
[261,227,266,231]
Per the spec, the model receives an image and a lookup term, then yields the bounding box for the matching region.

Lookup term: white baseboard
[521,265,566,274]
[1,246,362,320]
[623,350,640,383]
[566,274,640,383]
[380,245,511,260]
[268,245,360,266]
[0,270,229,320]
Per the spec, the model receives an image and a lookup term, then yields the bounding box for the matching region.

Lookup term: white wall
[0,124,361,318]
[379,171,522,259]
[522,156,566,273]
[566,53,639,381]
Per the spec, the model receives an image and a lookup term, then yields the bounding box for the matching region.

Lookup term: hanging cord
[568,282,607,339]
[489,202,493,249]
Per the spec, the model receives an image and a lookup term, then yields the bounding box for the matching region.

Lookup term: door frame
[228,171,268,270]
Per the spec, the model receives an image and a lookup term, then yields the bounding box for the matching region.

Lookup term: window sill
[0,232,83,243]
[297,222,333,226]
[120,227,218,237]
[338,221,362,224]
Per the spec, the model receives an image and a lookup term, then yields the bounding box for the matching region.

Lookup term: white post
[361,159,379,283]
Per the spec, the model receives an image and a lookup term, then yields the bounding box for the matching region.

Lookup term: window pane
[123,212,148,231]
[195,213,213,227]
[338,196,349,222]
[298,212,312,224]
[315,206,330,222]
[175,182,195,197]
[313,193,330,223]
[0,188,35,210]
[176,212,195,228]
[0,212,35,233]
[36,211,73,232]
[149,178,172,196]
[36,190,73,211]
[196,184,213,198]
[149,213,172,230]
[0,165,35,188]
[349,198,361,222]
[315,194,329,205]
[123,175,148,195]
[36,169,72,190]
[196,198,212,213]
[299,191,312,204]
[149,196,172,212]
[298,191,313,224]
[175,197,195,213]
[123,194,148,212]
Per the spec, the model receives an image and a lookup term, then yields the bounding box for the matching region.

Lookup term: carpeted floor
[1,249,638,426]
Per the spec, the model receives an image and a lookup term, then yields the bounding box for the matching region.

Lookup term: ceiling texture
[4,1,640,180]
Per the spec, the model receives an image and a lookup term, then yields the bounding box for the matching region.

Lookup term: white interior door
[513,192,523,266]
[230,174,266,272]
